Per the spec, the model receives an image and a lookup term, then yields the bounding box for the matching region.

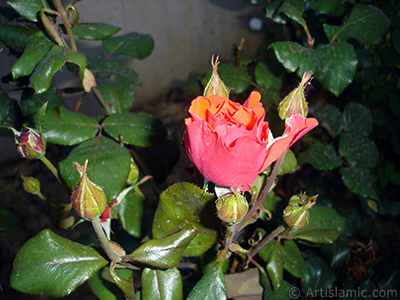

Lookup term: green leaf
[142,267,183,300]
[96,82,135,114]
[202,63,252,94]
[72,23,121,40]
[266,240,283,290]
[300,253,335,293]
[341,166,377,199]
[109,263,134,299]
[320,238,350,268]
[117,187,144,237]
[88,267,133,300]
[288,205,346,244]
[314,42,357,96]
[30,45,87,94]
[254,62,282,93]
[278,149,297,175]
[103,32,154,59]
[186,260,227,300]
[153,182,218,257]
[12,31,54,79]
[10,229,107,296]
[0,208,20,230]
[261,277,294,300]
[341,102,372,136]
[91,60,142,86]
[309,0,345,14]
[225,268,263,299]
[280,0,306,27]
[297,142,342,171]
[280,240,310,281]
[271,42,317,76]
[6,0,50,22]
[21,86,64,117]
[339,131,378,168]
[103,112,166,147]
[0,23,29,52]
[127,227,197,268]
[323,4,390,46]
[314,104,342,137]
[42,106,99,145]
[392,28,400,55]
[0,90,11,125]
[59,136,131,201]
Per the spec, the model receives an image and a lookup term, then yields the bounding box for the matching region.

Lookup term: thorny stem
[40,156,60,182]
[54,0,77,51]
[92,217,121,262]
[247,225,286,261]
[93,87,113,115]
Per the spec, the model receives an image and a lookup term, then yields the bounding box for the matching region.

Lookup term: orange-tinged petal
[232,108,256,128]
[189,96,211,120]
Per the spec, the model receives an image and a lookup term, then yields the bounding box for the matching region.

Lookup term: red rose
[184,91,318,190]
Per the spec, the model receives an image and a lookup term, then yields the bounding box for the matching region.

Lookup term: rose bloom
[184,91,318,190]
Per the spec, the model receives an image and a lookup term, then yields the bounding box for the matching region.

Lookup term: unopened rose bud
[15,128,46,159]
[21,175,41,195]
[216,192,248,224]
[278,72,312,120]
[70,159,107,220]
[203,55,230,98]
[283,193,317,229]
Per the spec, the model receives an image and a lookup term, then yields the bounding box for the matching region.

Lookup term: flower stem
[247,225,286,261]
[54,0,77,51]
[40,156,60,181]
[93,86,113,115]
[91,217,121,262]
[37,191,69,207]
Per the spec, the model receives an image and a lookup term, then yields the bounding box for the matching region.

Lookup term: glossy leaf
[320,238,350,268]
[314,42,357,96]
[91,60,142,86]
[0,90,11,125]
[341,102,372,136]
[0,208,20,230]
[314,104,342,137]
[127,227,197,268]
[261,276,294,300]
[30,45,87,94]
[277,149,297,175]
[10,229,107,296]
[103,112,166,147]
[186,260,227,300]
[96,82,135,114]
[280,0,306,27]
[297,142,342,171]
[142,267,183,300]
[12,31,54,79]
[0,23,29,52]
[225,268,263,299]
[118,187,145,237]
[280,240,310,281]
[272,42,317,76]
[110,263,134,299]
[59,136,131,201]
[324,4,390,46]
[266,240,283,290]
[288,206,346,244]
[339,132,378,168]
[6,0,50,22]
[42,106,99,145]
[153,182,218,257]
[341,166,377,199]
[300,254,336,293]
[72,23,121,40]
[103,32,154,59]
[21,86,64,117]
[309,0,345,14]
[255,62,282,94]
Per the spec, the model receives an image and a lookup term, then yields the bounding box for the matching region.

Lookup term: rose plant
[0,1,349,299]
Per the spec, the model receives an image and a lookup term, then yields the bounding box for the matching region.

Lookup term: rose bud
[203,55,230,98]
[216,192,249,224]
[70,159,107,220]
[278,72,312,120]
[283,193,317,229]
[21,175,41,195]
[184,91,318,190]
[15,128,46,159]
